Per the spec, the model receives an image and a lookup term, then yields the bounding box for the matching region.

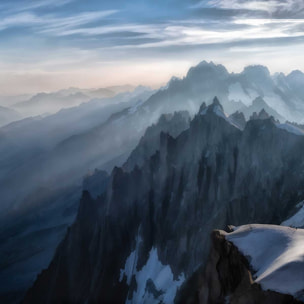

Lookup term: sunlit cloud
[0,10,118,32]
[45,16,304,50]
[207,0,304,16]
[0,0,76,12]
[0,0,304,95]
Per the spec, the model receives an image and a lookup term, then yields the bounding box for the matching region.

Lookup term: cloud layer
[0,0,304,95]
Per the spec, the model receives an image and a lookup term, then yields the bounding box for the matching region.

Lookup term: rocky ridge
[23,98,304,303]
[177,226,302,304]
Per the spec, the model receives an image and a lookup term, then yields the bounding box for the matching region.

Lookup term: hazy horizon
[1,0,304,96]
[1,60,304,99]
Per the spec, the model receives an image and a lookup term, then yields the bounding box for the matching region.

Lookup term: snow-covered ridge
[119,236,185,304]
[225,224,304,299]
[200,99,242,129]
[276,123,304,136]
[282,201,304,228]
[200,98,304,135]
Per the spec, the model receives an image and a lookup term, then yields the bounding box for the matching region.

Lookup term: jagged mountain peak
[229,111,246,129]
[241,65,273,92]
[198,97,244,130]
[207,96,225,114]
[229,110,245,119]
[198,102,207,113]
[239,96,285,123]
[250,108,271,121]
[196,60,223,70]
[123,110,190,172]
[212,96,221,107]
[249,111,259,120]
[287,69,304,80]
[258,108,270,119]
[158,111,190,124]
[252,96,267,106]
[186,61,229,80]
[242,65,271,78]
[200,97,225,117]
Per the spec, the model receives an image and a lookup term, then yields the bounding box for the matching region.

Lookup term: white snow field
[225,224,304,298]
[282,201,304,228]
[119,236,185,304]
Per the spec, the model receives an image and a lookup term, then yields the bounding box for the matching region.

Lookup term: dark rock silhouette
[23,98,304,303]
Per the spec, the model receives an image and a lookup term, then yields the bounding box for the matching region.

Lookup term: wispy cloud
[0,10,118,32]
[34,15,304,51]
[207,0,304,17]
[0,0,75,13]
[0,13,40,31]
[1,0,304,95]
[39,10,118,34]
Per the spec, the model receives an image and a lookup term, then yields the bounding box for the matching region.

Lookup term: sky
[1,0,304,95]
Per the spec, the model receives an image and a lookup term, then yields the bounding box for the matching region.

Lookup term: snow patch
[282,201,304,228]
[119,250,138,285]
[119,234,141,285]
[276,123,304,136]
[200,107,208,115]
[212,105,242,129]
[225,224,304,299]
[200,103,242,130]
[119,237,185,304]
[213,105,227,120]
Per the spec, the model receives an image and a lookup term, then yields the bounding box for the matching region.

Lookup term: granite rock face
[123,110,190,172]
[23,99,304,303]
[177,229,301,304]
[229,111,246,129]
[240,96,284,122]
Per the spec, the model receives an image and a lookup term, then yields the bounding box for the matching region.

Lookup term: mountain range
[2,61,304,303]
[0,106,22,128]
[11,85,136,117]
[23,98,304,303]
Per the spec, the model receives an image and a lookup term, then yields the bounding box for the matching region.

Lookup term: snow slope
[225,224,304,299]
[282,201,304,228]
[276,123,304,136]
[119,236,185,304]
[200,98,242,130]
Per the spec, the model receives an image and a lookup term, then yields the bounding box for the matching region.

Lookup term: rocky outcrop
[82,169,109,198]
[240,96,285,122]
[250,109,272,121]
[23,98,304,303]
[177,229,301,304]
[228,111,246,129]
[123,110,190,171]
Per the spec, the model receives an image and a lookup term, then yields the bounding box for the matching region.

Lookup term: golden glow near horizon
[0,0,304,96]
[1,51,304,96]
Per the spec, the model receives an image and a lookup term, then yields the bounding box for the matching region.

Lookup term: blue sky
[1,0,304,95]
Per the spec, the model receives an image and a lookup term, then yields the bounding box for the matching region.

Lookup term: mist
[1,60,304,303]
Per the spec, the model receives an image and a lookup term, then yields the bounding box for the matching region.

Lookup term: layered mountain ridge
[3,61,304,216]
[23,98,304,303]
[0,105,21,128]
[0,104,187,303]
[3,60,304,303]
